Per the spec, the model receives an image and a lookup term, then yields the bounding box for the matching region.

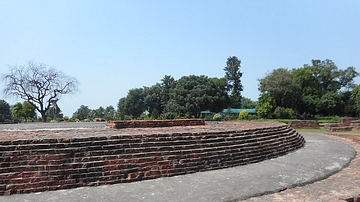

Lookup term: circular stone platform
[0,121,305,195]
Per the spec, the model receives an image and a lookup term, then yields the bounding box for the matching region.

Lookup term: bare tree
[2,61,79,122]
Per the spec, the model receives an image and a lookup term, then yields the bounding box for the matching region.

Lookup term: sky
[0,0,359,117]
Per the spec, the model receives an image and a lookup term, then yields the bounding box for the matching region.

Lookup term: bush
[238,110,249,120]
[273,107,293,119]
[212,113,223,121]
[161,112,177,119]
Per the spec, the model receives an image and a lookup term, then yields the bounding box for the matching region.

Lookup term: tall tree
[123,88,146,118]
[2,61,79,122]
[224,56,243,108]
[117,97,128,120]
[0,99,12,122]
[160,75,175,110]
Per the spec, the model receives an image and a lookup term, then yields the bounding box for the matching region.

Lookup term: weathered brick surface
[288,120,320,129]
[0,122,305,195]
[106,119,205,129]
[325,118,360,132]
[338,117,358,126]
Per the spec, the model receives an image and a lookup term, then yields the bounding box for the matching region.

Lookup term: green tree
[164,75,228,118]
[224,56,243,108]
[2,61,79,122]
[144,84,163,119]
[117,97,128,120]
[11,102,23,121]
[122,88,146,119]
[104,105,116,120]
[0,99,12,122]
[350,85,360,117]
[258,68,300,110]
[294,59,358,115]
[311,59,358,92]
[72,105,91,121]
[160,75,175,110]
[14,101,37,122]
[258,59,359,117]
[23,101,36,121]
[92,106,105,119]
[210,77,231,112]
[241,97,257,109]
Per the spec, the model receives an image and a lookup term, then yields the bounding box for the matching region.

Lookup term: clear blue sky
[1,1,359,117]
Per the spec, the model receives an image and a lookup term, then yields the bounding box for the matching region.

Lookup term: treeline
[0,100,117,123]
[1,58,360,123]
[257,59,360,118]
[117,56,244,120]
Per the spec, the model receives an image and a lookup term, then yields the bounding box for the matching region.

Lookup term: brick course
[0,122,305,195]
[288,120,320,129]
[106,119,205,129]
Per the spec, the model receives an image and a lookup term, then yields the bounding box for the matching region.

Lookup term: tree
[0,99,12,122]
[164,75,228,118]
[241,97,257,108]
[92,106,105,119]
[117,97,127,120]
[293,59,358,115]
[12,101,36,122]
[350,85,360,117]
[210,77,231,112]
[144,84,163,118]
[160,75,175,110]
[72,105,91,121]
[224,56,243,108]
[2,61,79,122]
[46,99,63,120]
[11,102,23,121]
[258,68,301,110]
[121,88,146,119]
[311,59,358,92]
[104,105,116,120]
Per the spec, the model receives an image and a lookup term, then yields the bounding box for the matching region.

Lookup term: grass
[295,127,360,135]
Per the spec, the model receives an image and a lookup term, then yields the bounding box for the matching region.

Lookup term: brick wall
[0,125,305,195]
[288,120,320,129]
[106,119,205,129]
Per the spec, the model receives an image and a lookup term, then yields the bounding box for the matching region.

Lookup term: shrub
[273,107,293,119]
[212,113,223,121]
[238,110,249,120]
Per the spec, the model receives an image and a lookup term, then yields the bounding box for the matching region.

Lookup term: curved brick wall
[0,122,305,195]
[107,119,205,128]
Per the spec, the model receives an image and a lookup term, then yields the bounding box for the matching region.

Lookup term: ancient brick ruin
[288,120,320,129]
[0,121,305,195]
[325,118,360,132]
